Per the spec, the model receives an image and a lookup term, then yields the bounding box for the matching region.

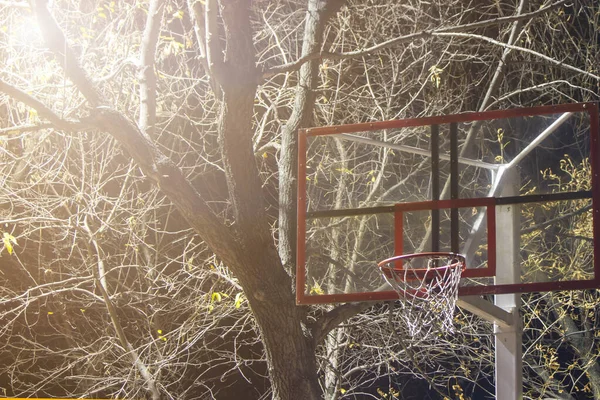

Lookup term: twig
[0,123,54,135]
[262,0,566,78]
[0,1,29,7]
[0,79,80,131]
[433,31,600,81]
[522,204,592,234]
[82,217,162,400]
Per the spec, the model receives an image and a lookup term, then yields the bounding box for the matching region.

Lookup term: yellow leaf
[157,329,163,334]
[80,309,85,313]
[211,292,222,302]
[187,255,195,271]
[28,108,38,122]
[309,281,324,295]
[173,10,184,19]
[2,232,17,255]
[234,292,244,308]
[262,152,268,159]
[340,388,346,394]
[47,311,54,315]
[428,65,443,89]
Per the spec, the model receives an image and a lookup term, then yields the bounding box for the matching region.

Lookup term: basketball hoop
[378,252,466,337]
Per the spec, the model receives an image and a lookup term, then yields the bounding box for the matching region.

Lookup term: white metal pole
[495,167,523,400]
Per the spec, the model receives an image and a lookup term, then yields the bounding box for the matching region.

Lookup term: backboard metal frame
[296,102,600,305]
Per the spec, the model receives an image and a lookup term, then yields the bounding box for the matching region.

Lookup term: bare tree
[0,0,599,399]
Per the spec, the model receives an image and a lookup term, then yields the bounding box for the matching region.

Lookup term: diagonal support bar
[457,296,515,328]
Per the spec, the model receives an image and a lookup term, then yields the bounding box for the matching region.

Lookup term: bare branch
[187,0,221,95]
[433,31,600,81]
[262,0,566,78]
[522,204,592,234]
[80,107,240,265]
[0,1,29,7]
[204,0,224,82]
[0,79,80,131]
[26,1,240,265]
[477,0,530,113]
[82,218,161,400]
[313,302,373,344]
[278,0,345,270]
[32,0,103,106]
[138,0,164,137]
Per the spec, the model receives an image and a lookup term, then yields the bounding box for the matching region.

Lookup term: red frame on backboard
[296,102,600,305]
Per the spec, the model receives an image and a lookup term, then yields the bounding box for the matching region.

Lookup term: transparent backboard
[297,103,600,304]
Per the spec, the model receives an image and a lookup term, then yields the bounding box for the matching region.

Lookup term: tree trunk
[212,2,327,398]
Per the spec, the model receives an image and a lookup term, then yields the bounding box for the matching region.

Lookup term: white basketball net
[379,253,465,338]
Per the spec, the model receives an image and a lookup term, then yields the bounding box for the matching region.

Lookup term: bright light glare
[9,13,43,47]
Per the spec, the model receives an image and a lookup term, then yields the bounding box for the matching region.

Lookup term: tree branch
[477,0,530,114]
[522,204,592,235]
[414,0,529,257]
[27,0,240,265]
[80,107,240,261]
[313,302,373,344]
[215,1,271,239]
[0,79,80,131]
[432,31,600,81]
[0,1,28,7]
[138,0,165,137]
[0,123,53,134]
[278,0,345,271]
[550,295,600,398]
[82,218,161,400]
[204,0,225,83]
[187,0,221,95]
[261,0,566,78]
[32,0,103,106]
